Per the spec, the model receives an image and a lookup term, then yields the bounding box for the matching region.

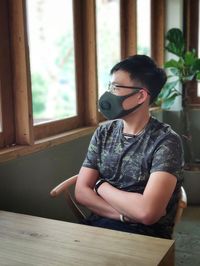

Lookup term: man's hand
[75,167,121,220]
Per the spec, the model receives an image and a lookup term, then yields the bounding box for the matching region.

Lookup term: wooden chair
[50,175,87,222]
[50,175,187,225]
[174,186,187,224]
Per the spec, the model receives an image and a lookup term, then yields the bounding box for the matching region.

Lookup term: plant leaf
[193,59,200,71]
[196,71,200,80]
[161,91,181,109]
[164,59,179,68]
[161,97,176,109]
[165,28,185,56]
[182,74,195,82]
[170,68,180,76]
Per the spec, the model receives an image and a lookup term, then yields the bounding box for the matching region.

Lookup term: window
[137,0,151,55]
[0,0,165,160]
[27,0,76,125]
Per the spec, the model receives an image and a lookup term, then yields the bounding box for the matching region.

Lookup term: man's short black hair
[110,55,167,104]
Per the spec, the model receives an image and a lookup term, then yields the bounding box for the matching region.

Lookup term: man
[75,55,183,239]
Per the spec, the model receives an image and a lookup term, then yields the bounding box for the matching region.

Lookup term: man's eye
[113,86,119,91]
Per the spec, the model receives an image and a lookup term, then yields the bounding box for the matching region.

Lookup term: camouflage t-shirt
[83,116,184,238]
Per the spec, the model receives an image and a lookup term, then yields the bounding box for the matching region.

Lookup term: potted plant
[156,28,200,204]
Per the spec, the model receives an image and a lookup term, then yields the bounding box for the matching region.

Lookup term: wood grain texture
[0,211,174,266]
[0,0,15,147]
[151,0,165,66]
[120,0,137,58]
[0,126,95,163]
[9,0,34,145]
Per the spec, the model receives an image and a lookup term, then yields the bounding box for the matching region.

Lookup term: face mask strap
[115,90,145,118]
[118,102,143,118]
[117,89,140,102]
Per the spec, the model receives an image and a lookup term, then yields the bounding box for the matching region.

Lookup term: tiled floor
[174,206,200,266]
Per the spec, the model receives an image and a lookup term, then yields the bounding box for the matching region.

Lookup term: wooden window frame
[0,0,98,161]
[121,0,165,66]
[151,0,165,67]
[0,0,166,162]
[10,0,98,142]
[0,0,15,149]
[120,0,137,59]
[34,0,99,140]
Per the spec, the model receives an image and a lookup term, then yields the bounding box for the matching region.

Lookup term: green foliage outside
[31,0,150,121]
[156,28,200,109]
[32,73,47,117]
[31,31,76,122]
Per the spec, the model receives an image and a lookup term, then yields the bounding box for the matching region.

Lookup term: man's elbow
[141,215,158,225]
[139,210,163,225]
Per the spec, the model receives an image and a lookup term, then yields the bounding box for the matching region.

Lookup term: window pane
[137,0,151,55]
[96,0,121,97]
[26,0,76,125]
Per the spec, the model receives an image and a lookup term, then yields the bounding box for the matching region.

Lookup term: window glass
[96,0,121,97]
[137,0,151,55]
[26,0,76,125]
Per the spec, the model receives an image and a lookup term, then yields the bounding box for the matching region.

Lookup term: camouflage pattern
[83,117,184,238]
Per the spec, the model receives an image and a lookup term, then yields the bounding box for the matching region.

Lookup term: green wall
[0,134,92,222]
[152,109,200,163]
[187,109,200,163]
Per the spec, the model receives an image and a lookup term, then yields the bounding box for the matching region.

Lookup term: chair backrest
[50,175,87,222]
[174,186,187,225]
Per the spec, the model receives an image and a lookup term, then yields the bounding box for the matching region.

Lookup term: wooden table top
[0,211,174,266]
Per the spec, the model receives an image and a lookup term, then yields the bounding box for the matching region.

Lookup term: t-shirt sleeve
[82,127,101,170]
[150,133,184,181]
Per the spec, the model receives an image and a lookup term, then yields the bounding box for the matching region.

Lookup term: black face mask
[99,90,143,120]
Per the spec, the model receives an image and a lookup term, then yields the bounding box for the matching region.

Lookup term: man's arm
[75,166,121,220]
[97,171,177,225]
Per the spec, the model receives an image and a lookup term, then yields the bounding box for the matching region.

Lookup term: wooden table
[0,211,174,266]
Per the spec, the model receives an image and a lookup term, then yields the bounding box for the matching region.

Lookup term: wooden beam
[74,0,98,126]
[151,0,166,66]
[9,0,34,145]
[184,0,199,104]
[0,0,15,147]
[184,0,199,52]
[120,0,137,59]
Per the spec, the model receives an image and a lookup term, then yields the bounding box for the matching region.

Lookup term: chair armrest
[50,175,78,197]
[179,186,187,208]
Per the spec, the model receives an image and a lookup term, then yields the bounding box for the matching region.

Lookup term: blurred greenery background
[27,0,150,125]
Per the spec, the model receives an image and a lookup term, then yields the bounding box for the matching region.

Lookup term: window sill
[0,126,96,163]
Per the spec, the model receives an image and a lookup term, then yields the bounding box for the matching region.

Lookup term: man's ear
[137,90,149,104]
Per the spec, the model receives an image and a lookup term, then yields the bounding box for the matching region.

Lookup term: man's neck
[122,110,150,136]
